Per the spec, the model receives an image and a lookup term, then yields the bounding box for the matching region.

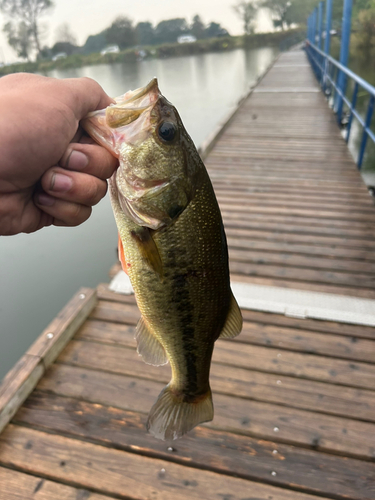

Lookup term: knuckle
[69,203,91,225]
[86,179,106,205]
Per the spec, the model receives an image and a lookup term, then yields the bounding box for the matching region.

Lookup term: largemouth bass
[83,78,242,440]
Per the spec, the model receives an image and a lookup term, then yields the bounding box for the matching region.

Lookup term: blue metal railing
[305,0,375,170]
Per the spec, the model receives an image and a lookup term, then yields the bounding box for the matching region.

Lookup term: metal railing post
[336,0,353,121]
[318,1,324,80]
[318,1,324,49]
[358,96,375,169]
[312,7,318,45]
[322,0,333,92]
[346,82,358,143]
[307,15,311,44]
[324,0,333,55]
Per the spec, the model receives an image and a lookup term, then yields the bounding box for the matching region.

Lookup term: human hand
[0,73,118,236]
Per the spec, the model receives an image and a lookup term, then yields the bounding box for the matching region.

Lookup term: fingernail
[66,150,88,171]
[51,173,73,192]
[38,193,55,206]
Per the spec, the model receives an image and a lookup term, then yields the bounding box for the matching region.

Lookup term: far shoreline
[0,29,304,77]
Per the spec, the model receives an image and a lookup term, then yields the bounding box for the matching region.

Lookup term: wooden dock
[1,49,375,500]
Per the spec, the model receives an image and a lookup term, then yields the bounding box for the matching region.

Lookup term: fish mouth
[105,78,161,129]
[82,78,165,154]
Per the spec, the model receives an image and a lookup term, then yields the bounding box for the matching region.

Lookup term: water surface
[0,47,277,380]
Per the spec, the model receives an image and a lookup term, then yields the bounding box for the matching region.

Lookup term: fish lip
[117,78,160,106]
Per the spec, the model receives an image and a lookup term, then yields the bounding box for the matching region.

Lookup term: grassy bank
[0,28,305,76]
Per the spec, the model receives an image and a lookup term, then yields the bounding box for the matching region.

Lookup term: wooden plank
[226,235,375,262]
[225,226,375,251]
[216,194,375,213]
[13,391,375,500]
[76,319,375,422]
[230,272,375,299]
[0,288,97,435]
[228,247,375,274]
[85,293,375,364]
[0,467,112,500]
[0,425,332,500]
[80,309,375,364]
[37,364,375,459]
[0,355,43,437]
[223,216,375,240]
[96,285,375,340]
[221,209,375,229]
[59,336,375,392]
[220,203,375,223]
[27,287,97,368]
[228,259,375,289]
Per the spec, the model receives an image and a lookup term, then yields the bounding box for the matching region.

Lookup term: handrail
[305,0,375,170]
[306,40,375,170]
[306,41,375,98]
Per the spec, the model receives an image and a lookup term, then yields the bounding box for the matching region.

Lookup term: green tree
[154,18,188,43]
[191,14,205,39]
[106,16,135,49]
[135,21,155,45]
[82,31,107,55]
[205,22,229,38]
[284,0,316,26]
[353,6,375,65]
[3,20,32,59]
[0,0,53,58]
[233,1,258,34]
[51,41,78,56]
[262,0,292,30]
[55,23,77,45]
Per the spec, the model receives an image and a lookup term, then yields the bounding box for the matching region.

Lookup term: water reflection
[0,47,277,380]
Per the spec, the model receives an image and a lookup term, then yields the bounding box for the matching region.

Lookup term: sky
[0,0,273,63]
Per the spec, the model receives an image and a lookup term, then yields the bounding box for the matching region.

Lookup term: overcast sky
[0,0,273,63]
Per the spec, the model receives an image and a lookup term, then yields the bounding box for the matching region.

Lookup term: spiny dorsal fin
[130,227,163,279]
[219,291,243,339]
[136,317,168,366]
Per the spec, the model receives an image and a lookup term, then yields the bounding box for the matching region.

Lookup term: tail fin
[147,385,213,440]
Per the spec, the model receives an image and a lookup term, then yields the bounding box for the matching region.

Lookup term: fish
[82,78,242,440]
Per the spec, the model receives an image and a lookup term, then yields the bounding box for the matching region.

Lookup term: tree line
[0,0,229,62]
[233,0,375,34]
[233,0,375,66]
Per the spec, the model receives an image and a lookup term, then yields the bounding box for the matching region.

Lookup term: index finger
[63,77,115,120]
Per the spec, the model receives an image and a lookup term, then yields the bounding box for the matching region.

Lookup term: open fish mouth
[82,78,163,153]
[105,78,161,129]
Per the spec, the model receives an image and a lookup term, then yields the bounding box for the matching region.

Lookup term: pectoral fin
[131,227,163,279]
[219,291,243,339]
[136,317,168,366]
[118,234,129,275]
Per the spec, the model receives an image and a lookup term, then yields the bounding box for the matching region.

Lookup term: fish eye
[158,122,177,143]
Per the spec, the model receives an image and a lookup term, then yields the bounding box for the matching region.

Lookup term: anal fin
[136,316,168,366]
[219,291,243,339]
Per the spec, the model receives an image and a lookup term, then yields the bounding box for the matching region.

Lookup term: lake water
[0,46,277,380]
